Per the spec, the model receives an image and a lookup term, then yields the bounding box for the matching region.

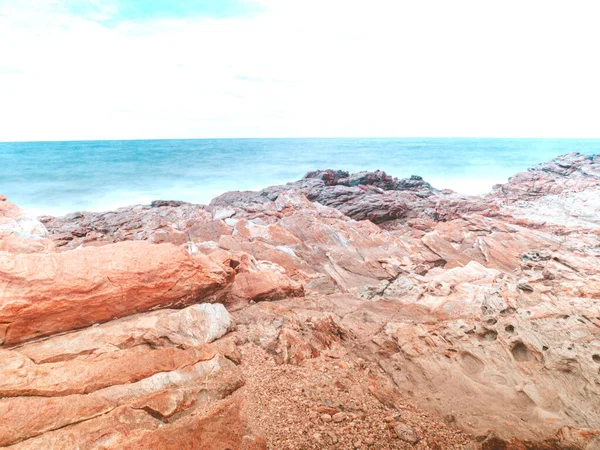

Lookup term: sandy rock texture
[0,152,599,449]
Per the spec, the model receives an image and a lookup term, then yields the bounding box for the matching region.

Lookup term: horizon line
[2,136,600,144]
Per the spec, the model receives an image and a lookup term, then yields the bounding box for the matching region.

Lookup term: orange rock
[17,303,233,364]
[227,270,304,308]
[0,197,22,220]
[0,345,217,397]
[8,405,161,450]
[117,398,253,450]
[0,343,242,446]
[0,394,114,447]
[0,231,56,254]
[0,241,231,346]
[555,425,600,449]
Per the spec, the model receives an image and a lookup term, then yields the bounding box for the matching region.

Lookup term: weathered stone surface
[393,422,419,443]
[0,300,241,447]
[0,344,218,397]
[0,394,114,447]
[39,202,211,249]
[1,153,599,448]
[0,197,48,238]
[225,270,304,309]
[0,231,56,254]
[0,197,54,254]
[0,241,231,346]
[210,168,493,224]
[1,352,245,448]
[6,406,160,450]
[116,398,253,450]
[17,303,233,364]
[495,152,600,201]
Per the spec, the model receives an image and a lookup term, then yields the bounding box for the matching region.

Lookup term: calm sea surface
[1,138,600,216]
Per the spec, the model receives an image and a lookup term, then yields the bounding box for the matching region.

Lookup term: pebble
[443,413,456,424]
[321,414,333,422]
[327,432,338,444]
[332,412,346,423]
[317,406,339,415]
[393,422,420,444]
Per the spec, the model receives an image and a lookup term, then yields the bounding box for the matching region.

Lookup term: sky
[0,0,599,141]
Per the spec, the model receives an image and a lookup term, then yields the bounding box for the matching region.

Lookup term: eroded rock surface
[0,241,231,346]
[1,152,599,449]
[0,196,55,254]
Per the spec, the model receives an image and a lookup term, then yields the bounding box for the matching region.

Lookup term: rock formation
[0,241,231,346]
[0,152,599,449]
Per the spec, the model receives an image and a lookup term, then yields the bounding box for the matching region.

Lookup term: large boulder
[0,241,232,346]
[495,152,600,201]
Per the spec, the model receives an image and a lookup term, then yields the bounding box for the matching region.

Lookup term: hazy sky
[1,0,599,141]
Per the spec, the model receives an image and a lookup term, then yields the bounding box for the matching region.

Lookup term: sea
[1,138,600,217]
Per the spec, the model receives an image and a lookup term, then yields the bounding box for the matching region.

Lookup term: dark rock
[150,200,188,208]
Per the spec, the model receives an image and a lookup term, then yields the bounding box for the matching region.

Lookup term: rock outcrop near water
[1,152,600,449]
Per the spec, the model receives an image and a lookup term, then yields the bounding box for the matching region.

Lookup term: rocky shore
[1,152,599,449]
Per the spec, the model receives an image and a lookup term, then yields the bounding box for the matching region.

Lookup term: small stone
[313,432,321,441]
[393,422,419,444]
[327,432,338,444]
[353,441,362,448]
[321,414,332,422]
[518,282,534,292]
[317,406,339,415]
[384,416,394,423]
[332,412,346,423]
[365,437,375,445]
[443,413,456,424]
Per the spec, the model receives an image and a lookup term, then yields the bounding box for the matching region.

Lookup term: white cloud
[1,0,599,141]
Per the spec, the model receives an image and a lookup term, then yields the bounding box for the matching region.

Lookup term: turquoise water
[1,138,600,216]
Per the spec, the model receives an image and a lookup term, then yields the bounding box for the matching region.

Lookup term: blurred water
[1,138,599,216]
